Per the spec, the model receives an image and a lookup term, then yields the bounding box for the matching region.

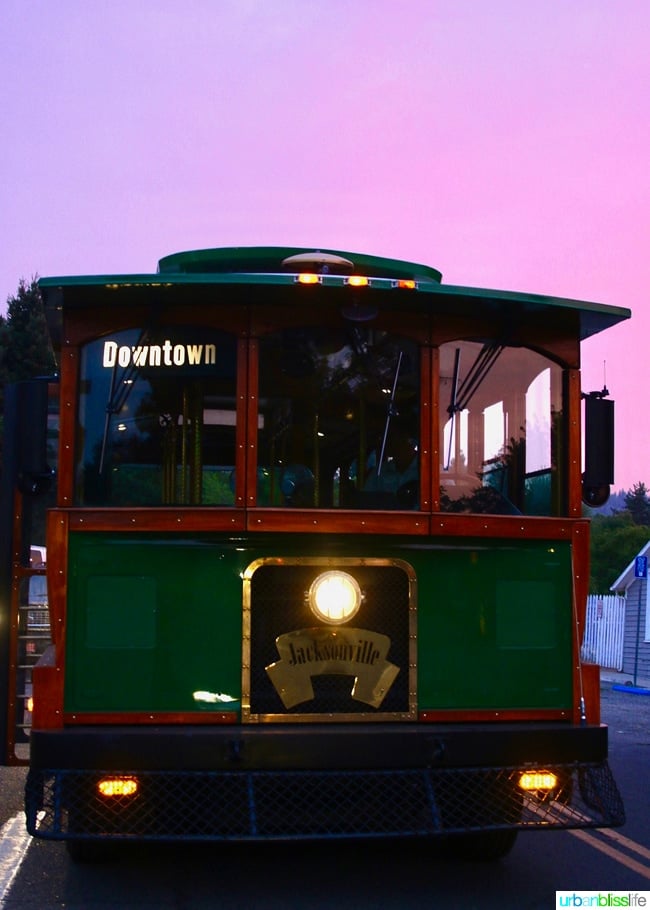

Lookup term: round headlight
[308,571,362,624]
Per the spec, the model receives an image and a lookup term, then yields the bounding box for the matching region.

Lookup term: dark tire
[442,828,518,861]
[436,770,521,861]
[65,839,119,863]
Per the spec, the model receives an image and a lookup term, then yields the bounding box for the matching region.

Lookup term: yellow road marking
[598,828,650,863]
[568,828,650,881]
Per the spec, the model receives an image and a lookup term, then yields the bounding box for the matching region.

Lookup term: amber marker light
[97,777,139,798]
[308,570,362,624]
[395,279,416,289]
[518,771,558,792]
[346,275,369,287]
[297,273,320,285]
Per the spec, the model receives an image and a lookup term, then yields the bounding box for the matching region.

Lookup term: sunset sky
[2,0,648,490]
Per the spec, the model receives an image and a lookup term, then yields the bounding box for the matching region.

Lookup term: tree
[623,481,650,526]
[0,278,56,387]
[589,509,650,593]
[0,278,57,468]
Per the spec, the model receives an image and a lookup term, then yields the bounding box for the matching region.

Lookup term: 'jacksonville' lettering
[288,638,380,667]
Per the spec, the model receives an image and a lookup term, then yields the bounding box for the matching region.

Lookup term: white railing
[580,594,625,670]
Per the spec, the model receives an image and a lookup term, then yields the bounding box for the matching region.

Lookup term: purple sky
[2,1,648,490]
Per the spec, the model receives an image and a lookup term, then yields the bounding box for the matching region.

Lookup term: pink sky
[2,0,648,490]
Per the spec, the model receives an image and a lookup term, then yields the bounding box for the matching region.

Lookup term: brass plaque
[242,556,417,723]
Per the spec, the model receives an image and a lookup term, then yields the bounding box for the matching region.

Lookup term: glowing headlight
[308,571,362,624]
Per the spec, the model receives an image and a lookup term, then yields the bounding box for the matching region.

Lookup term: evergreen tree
[0,278,56,386]
[0,277,57,468]
[589,510,649,592]
[623,481,650,526]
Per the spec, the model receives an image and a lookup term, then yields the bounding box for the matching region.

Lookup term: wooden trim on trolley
[46,510,69,656]
[427,514,587,540]
[59,302,250,348]
[429,345,441,512]
[571,518,598,724]
[31,510,71,731]
[418,709,572,722]
[419,347,433,510]
[567,368,583,518]
[62,712,239,725]
[64,508,247,532]
[51,508,589,540]
[236,336,249,508]
[57,343,78,508]
[245,337,259,507]
[245,508,430,535]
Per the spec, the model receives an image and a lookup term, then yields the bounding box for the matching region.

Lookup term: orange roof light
[395,279,416,289]
[347,276,369,288]
[297,273,320,285]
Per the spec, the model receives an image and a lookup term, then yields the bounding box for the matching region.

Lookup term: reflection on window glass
[525,369,551,473]
[76,328,237,506]
[482,401,504,463]
[257,327,420,510]
[439,341,563,516]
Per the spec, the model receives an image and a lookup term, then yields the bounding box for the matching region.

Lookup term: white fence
[580,594,625,670]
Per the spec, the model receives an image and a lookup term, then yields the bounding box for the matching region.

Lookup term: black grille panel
[246,561,413,719]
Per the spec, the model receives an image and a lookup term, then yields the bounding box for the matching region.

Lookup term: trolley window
[439,340,564,516]
[256,327,420,510]
[75,327,238,506]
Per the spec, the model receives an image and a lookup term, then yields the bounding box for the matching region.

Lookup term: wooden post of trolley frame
[633,555,648,687]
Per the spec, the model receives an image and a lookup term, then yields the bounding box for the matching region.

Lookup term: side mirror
[582,392,614,508]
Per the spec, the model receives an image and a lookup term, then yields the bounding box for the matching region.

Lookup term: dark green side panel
[65,533,573,714]
[415,542,573,710]
[65,534,244,713]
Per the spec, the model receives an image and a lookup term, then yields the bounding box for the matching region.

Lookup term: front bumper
[26,723,625,842]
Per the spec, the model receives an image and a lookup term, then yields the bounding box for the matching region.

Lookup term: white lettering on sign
[102,340,217,369]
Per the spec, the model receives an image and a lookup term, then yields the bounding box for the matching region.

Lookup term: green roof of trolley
[39,245,631,342]
[157,246,444,283]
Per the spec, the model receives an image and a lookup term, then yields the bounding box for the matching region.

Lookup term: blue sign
[634,556,648,578]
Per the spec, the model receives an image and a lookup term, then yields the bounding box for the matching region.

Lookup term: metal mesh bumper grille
[26,761,624,842]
